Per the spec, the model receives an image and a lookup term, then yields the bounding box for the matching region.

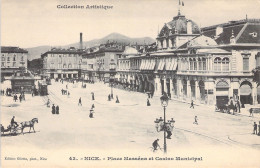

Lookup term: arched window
[222,57,229,71]
[189,58,193,70]
[21,56,24,61]
[193,58,197,70]
[198,58,202,70]
[214,57,221,71]
[7,57,10,61]
[13,55,16,61]
[63,64,67,68]
[68,63,72,68]
[202,58,206,70]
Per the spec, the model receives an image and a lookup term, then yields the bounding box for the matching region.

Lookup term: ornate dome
[158,15,201,37]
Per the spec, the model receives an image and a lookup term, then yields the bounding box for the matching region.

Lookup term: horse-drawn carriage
[215,97,235,114]
[0,118,38,136]
[1,124,20,135]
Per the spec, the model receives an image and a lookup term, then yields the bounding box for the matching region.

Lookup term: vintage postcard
[1,0,260,167]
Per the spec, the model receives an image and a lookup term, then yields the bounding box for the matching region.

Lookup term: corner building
[117,12,260,106]
[41,47,84,79]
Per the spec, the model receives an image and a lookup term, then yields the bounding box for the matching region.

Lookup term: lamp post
[109,59,116,99]
[154,94,174,154]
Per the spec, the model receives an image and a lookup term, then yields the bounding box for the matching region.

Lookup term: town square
[1,0,260,167]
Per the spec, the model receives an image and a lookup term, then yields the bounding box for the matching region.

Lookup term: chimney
[80,32,83,50]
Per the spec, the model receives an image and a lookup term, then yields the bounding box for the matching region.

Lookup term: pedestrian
[230,100,235,115]
[78,97,82,106]
[66,84,68,89]
[56,105,59,114]
[13,94,17,102]
[108,94,111,101]
[258,121,260,136]
[19,95,22,102]
[32,91,34,97]
[61,89,64,95]
[166,130,172,139]
[249,108,254,117]
[89,108,94,118]
[237,100,241,113]
[52,104,56,114]
[68,91,70,97]
[47,99,50,107]
[190,100,194,109]
[147,98,151,106]
[116,95,120,103]
[152,139,160,152]
[193,116,198,125]
[92,92,95,100]
[253,122,257,134]
[92,104,95,109]
[111,93,114,99]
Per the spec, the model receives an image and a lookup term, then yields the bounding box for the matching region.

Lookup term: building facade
[115,13,260,106]
[81,42,124,82]
[41,47,84,79]
[1,46,28,80]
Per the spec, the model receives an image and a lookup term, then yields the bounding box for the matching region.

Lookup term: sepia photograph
[1,0,260,167]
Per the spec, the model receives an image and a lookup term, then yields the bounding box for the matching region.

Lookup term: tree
[252,67,260,85]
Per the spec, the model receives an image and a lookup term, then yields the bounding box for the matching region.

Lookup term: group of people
[13,93,25,102]
[253,121,260,135]
[1,89,5,95]
[61,89,69,95]
[5,88,12,96]
[228,99,241,114]
[52,104,59,115]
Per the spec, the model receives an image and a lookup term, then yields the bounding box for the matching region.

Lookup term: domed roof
[188,35,217,47]
[159,15,201,37]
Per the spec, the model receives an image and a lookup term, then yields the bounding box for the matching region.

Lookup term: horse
[20,118,38,134]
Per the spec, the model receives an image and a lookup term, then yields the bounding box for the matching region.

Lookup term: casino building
[117,10,260,106]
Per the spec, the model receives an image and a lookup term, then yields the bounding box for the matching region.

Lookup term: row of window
[49,54,79,57]
[49,63,79,69]
[1,62,25,67]
[213,57,230,71]
[1,56,24,61]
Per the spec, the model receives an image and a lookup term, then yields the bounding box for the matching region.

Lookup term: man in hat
[152,139,160,152]
[11,116,18,128]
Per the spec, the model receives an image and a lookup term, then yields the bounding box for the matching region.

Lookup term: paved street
[1,80,260,167]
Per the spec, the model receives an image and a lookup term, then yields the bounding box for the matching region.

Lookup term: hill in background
[26,33,155,60]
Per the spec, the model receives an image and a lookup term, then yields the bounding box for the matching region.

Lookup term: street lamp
[109,59,116,99]
[154,94,174,154]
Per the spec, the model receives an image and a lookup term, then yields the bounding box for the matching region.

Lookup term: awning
[157,60,162,70]
[166,59,172,71]
[169,58,178,70]
[149,60,156,70]
[157,60,165,71]
[144,60,149,70]
[140,61,145,70]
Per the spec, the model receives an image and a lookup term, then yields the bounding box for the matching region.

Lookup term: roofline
[82,50,123,56]
[201,18,260,32]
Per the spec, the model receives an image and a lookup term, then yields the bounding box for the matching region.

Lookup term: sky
[1,0,260,48]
